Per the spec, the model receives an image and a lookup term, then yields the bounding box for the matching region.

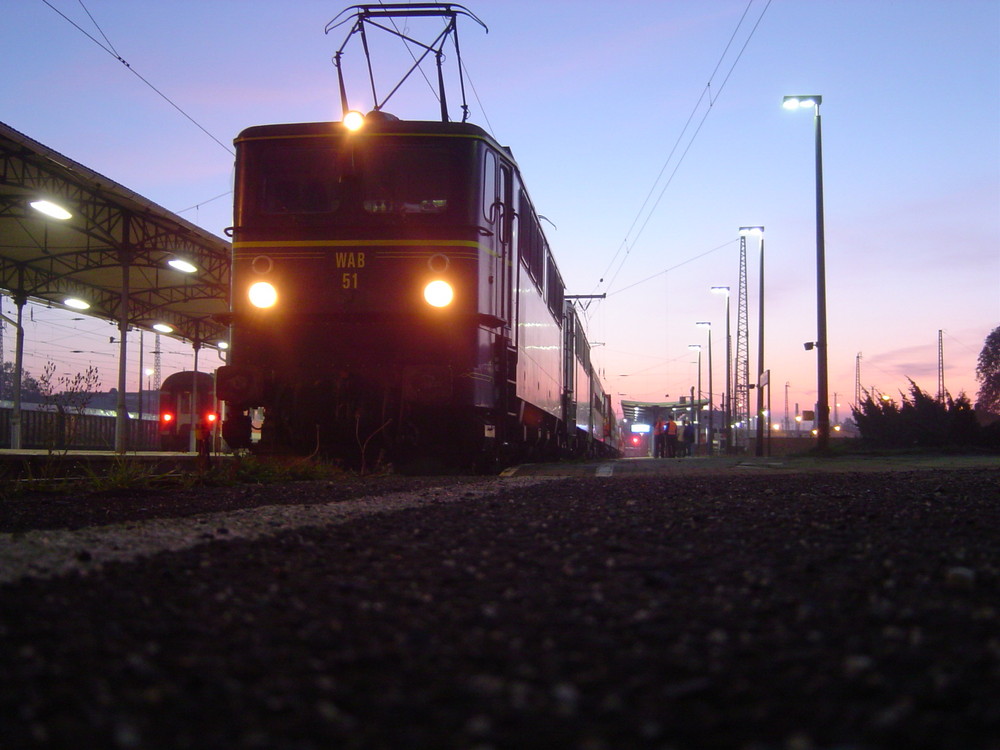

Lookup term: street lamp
[710,285,732,453]
[688,344,702,449]
[783,94,830,451]
[696,321,713,455]
[740,226,765,456]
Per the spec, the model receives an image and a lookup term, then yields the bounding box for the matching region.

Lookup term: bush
[852,380,983,450]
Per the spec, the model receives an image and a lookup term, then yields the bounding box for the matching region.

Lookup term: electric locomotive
[217,3,620,469]
[217,113,570,468]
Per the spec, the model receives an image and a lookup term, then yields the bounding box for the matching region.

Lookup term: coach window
[483,150,497,224]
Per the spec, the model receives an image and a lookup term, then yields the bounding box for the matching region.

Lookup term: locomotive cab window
[361,141,459,217]
[249,138,469,225]
[260,147,342,214]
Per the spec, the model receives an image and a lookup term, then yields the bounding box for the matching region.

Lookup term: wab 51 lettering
[335,252,365,268]
[335,252,365,289]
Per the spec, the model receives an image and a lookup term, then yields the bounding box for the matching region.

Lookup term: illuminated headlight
[423,280,454,308]
[343,110,365,131]
[248,281,278,308]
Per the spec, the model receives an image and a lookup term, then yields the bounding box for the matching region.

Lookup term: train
[159,370,218,451]
[214,111,621,470]
[215,5,621,470]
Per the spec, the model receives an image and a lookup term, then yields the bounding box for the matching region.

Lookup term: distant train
[159,371,218,451]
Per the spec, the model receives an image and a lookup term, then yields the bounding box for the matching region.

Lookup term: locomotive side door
[496,161,514,331]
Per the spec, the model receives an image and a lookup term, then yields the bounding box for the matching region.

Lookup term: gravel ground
[1,465,998,749]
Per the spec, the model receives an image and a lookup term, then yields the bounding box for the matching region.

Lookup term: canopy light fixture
[63,297,90,310]
[30,199,72,220]
[152,323,174,333]
[168,258,198,273]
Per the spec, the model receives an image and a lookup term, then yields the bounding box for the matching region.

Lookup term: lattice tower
[733,235,750,448]
[855,352,862,409]
[153,334,162,390]
[937,330,945,402]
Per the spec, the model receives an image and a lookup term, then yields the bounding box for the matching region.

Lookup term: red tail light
[161,412,174,423]
[205,412,218,424]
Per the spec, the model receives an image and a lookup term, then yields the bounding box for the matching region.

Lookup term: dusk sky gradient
[4,0,998,421]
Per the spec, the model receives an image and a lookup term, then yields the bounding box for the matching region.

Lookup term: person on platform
[681,420,695,457]
[653,416,666,458]
[665,415,679,458]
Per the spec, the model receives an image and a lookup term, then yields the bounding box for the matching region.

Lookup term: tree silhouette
[976,325,1000,413]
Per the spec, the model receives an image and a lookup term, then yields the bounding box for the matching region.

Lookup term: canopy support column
[115,216,131,453]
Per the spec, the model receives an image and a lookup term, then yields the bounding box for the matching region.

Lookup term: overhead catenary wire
[40,0,235,157]
[608,238,739,296]
[596,0,772,296]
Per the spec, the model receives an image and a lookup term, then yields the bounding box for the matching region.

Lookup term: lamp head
[783,95,822,110]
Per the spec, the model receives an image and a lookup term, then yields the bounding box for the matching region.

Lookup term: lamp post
[783,94,829,451]
[688,344,702,448]
[710,285,731,453]
[740,226,765,456]
[144,368,154,417]
[696,321,713,455]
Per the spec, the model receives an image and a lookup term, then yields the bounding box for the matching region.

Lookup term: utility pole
[784,381,790,431]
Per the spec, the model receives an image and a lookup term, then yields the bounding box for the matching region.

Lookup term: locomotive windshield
[249,137,470,226]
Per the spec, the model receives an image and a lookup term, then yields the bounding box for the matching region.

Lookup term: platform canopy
[0,121,230,345]
[621,399,708,425]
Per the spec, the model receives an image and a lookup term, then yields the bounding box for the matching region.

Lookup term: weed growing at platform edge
[228,454,348,484]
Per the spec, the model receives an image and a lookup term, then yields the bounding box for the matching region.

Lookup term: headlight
[423,280,454,308]
[248,281,278,308]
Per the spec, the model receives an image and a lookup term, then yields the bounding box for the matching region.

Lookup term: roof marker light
[343,110,365,131]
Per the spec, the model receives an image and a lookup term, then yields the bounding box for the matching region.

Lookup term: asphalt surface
[1,455,998,749]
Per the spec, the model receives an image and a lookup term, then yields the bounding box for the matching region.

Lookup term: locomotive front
[217,117,504,466]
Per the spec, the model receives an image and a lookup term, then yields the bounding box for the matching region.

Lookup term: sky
[2,0,998,423]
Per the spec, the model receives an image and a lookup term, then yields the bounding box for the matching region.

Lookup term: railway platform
[0,449,209,481]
